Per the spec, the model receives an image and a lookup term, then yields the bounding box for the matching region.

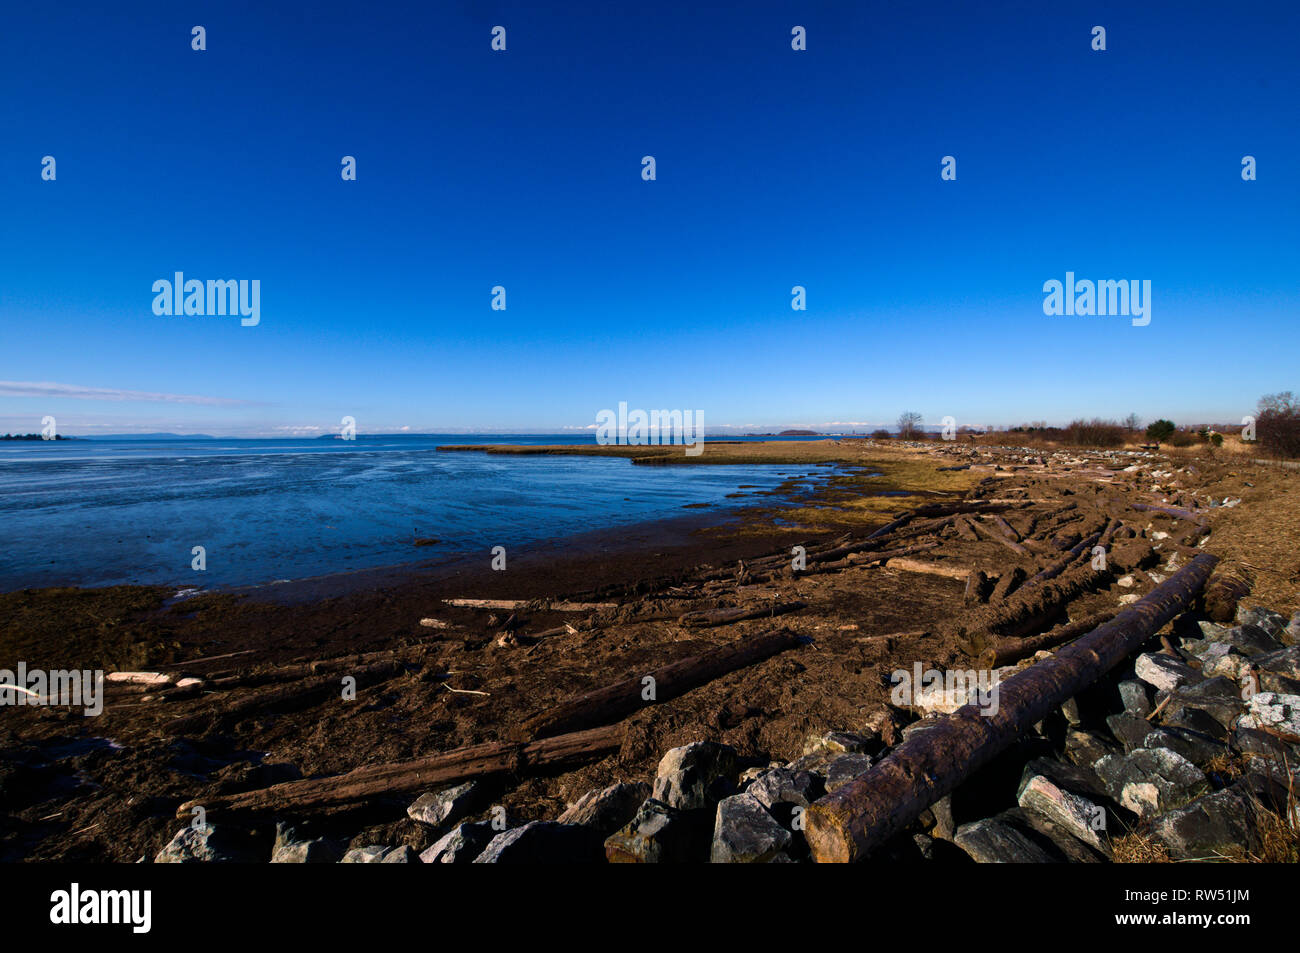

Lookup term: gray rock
[1167,677,1246,731]
[1239,692,1300,735]
[1106,712,1155,752]
[824,753,875,793]
[1135,653,1201,693]
[785,749,837,776]
[745,767,824,811]
[557,782,649,837]
[270,823,343,864]
[407,781,480,828]
[652,741,737,810]
[1214,624,1284,657]
[340,845,389,863]
[1064,727,1121,768]
[420,820,496,863]
[1197,621,1231,641]
[1254,645,1300,679]
[1016,774,1107,852]
[1095,747,1210,817]
[380,845,419,863]
[473,821,604,863]
[803,730,878,755]
[1162,705,1232,742]
[1118,680,1152,718]
[1150,783,1259,859]
[1259,671,1300,696]
[154,824,268,863]
[1236,605,1287,639]
[954,815,1059,863]
[710,793,792,863]
[1286,611,1300,646]
[1142,727,1225,768]
[604,798,699,863]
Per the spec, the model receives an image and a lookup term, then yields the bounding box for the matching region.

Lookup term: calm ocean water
[0,435,827,591]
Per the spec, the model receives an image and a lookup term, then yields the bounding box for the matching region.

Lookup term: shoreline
[2,441,1295,863]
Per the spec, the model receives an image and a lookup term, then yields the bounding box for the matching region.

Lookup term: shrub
[870,429,891,440]
[1145,419,1176,443]
[1062,418,1125,447]
[1258,408,1300,459]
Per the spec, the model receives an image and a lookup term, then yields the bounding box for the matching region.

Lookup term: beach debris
[676,600,806,627]
[520,628,804,739]
[175,723,622,817]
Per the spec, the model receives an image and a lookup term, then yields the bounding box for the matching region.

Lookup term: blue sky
[2,0,1297,436]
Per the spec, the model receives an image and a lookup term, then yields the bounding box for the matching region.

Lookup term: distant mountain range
[85,433,218,440]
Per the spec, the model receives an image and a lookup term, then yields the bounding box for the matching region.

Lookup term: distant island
[0,433,77,441]
[743,430,822,437]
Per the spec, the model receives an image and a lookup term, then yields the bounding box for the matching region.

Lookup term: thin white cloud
[0,380,254,406]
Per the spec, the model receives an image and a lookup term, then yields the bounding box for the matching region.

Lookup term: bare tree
[1123,413,1141,432]
[897,411,923,440]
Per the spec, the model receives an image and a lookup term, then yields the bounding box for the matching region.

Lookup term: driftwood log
[977,608,1119,668]
[804,552,1219,862]
[165,660,409,735]
[177,724,622,818]
[520,627,804,739]
[677,601,806,627]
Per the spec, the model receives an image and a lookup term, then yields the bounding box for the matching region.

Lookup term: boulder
[420,820,496,863]
[824,753,875,793]
[1239,692,1300,735]
[604,799,700,863]
[1142,727,1226,768]
[1118,680,1152,718]
[954,813,1059,863]
[652,741,737,810]
[1135,653,1201,693]
[154,824,269,863]
[1254,645,1300,680]
[710,793,792,863]
[1106,712,1155,752]
[380,845,419,863]
[1236,605,1287,640]
[1095,747,1210,817]
[1213,624,1284,657]
[340,845,390,863]
[746,767,824,812]
[802,730,879,756]
[1016,774,1107,852]
[557,782,649,837]
[473,821,604,863]
[407,781,481,829]
[270,823,343,864]
[1064,727,1121,768]
[1150,783,1259,859]
[1167,677,1246,731]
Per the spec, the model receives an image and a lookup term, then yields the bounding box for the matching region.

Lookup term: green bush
[1145,419,1176,443]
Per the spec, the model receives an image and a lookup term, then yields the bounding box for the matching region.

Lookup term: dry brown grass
[1111,831,1172,863]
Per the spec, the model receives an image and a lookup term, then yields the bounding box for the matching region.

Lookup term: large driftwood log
[677,601,806,627]
[176,724,622,818]
[804,553,1219,862]
[165,660,408,735]
[953,541,1151,657]
[520,628,804,739]
[977,608,1119,668]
